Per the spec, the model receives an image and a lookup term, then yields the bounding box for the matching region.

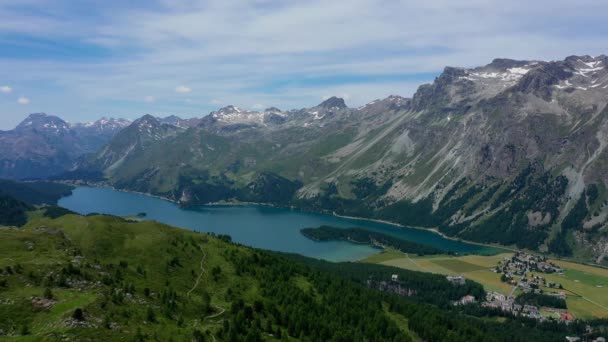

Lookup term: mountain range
[4,55,608,263]
[0,114,127,179]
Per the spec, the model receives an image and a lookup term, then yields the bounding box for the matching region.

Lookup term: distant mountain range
[0,114,131,179]
[0,113,202,180]
[4,54,608,263]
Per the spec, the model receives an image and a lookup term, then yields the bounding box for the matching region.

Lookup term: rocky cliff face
[77,55,608,262]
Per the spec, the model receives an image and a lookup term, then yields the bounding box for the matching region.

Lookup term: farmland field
[431,259,487,273]
[362,252,515,293]
[528,262,608,319]
[363,251,608,318]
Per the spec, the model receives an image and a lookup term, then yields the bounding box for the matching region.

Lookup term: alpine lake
[59,186,500,262]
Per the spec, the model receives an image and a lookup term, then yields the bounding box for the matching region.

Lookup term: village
[446,252,576,323]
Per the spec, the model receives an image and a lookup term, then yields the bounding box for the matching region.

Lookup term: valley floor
[362,249,608,319]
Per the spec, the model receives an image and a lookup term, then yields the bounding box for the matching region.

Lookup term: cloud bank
[0,0,607,128]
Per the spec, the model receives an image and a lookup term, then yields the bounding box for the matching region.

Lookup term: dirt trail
[187,246,226,340]
[187,248,207,298]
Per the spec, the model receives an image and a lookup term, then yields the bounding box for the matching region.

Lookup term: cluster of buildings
[481,253,573,322]
[519,274,566,294]
[482,291,574,322]
[482,292,543,319]
[496,252,565,296]
[499,252,564,277]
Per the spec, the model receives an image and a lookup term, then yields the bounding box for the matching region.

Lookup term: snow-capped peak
[554,56,608,91]
[74,117,132,131]
[16,113,71,133]
[211,106,263,122]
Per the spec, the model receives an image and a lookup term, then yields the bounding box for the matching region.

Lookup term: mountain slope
[0,179,73,205]
[76,55,608,263]
[70,117,131,153]
[0,114,83,179]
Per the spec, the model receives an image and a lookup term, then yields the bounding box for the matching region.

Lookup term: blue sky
[0,0,607,129]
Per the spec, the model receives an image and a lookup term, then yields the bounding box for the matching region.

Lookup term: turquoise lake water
[58,186,494,262]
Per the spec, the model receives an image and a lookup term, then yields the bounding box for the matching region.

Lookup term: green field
[431,259,488,273]
[527,260,608,319]
[364,251,608,318]
[362,252,515,293]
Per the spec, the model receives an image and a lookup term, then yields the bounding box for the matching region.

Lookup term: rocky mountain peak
[358,95,411,112]
[513,61,572,100]
[386,95,409,103]
[159,115,182,123]
[77,117,132,131]
[136,114,158,123]
[264,107,282,113]
[487,58,531,69]
[16,113,71,133]
[318,97,347,109]
[215,105,243,115]
[157,115,201,128]
[132,114,164,132]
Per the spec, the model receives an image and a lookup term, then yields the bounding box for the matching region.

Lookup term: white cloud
[144,95,155,103]
[0,0,608,128]
[175,85,191,93]
[17,96,30,105]
[0,86,11,94]
[252,103,265,109]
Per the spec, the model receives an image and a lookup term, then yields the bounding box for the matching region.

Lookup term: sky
[0,0,607,129]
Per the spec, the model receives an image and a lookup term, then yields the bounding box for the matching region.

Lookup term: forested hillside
[0,212,603,340]
[0,179,73,205]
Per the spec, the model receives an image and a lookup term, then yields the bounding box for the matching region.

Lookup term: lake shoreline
[330,212,510,254]
[62,184,506,254]
[59,184,608,269]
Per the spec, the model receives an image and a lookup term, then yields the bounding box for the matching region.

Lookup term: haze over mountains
[4,55,608,262]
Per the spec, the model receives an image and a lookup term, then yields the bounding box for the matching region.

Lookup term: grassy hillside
[0,214,413,340]
[0,213,600,341]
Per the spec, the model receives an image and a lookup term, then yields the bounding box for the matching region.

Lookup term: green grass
[5,211,485,341]
[528,264,608,319]
[563,269,608,287]
[0,214,264,340]
[430,259,488,273]
[379,253,516,292]
[360,248,405,263]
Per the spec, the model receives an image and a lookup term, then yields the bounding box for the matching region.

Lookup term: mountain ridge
[8,54,608,263]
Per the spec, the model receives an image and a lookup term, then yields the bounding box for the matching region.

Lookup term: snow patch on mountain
[462,65,531,83]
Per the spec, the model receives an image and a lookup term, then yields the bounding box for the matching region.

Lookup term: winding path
[186,245,227,341]
[187,248,207,298]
